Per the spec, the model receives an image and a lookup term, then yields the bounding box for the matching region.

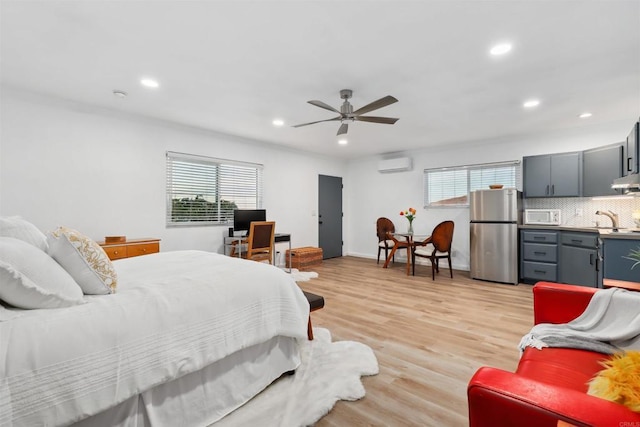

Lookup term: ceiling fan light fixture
[292,89,399,137]
[523,99,540,109]
[272,119,284,126]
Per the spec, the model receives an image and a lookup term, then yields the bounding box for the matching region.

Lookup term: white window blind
[166,151,263,226]
[424,160,520,207]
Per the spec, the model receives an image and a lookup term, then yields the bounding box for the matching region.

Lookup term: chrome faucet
[595,210,619,229]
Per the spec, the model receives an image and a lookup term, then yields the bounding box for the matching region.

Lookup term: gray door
[318,174,342,259]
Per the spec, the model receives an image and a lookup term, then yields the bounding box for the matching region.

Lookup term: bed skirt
[73,336,300,427]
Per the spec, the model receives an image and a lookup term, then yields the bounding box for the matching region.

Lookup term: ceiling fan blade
[352,95,398,116]
[337,123,348,135]
[308,100,340,113]
[354,116,399,125]
[292,116,341,128]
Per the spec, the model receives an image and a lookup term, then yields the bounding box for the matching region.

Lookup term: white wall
[0,88,347,254]
[1,86,633,271]
[345,120,632,270]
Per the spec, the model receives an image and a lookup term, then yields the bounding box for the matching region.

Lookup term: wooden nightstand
[98,238,160,260]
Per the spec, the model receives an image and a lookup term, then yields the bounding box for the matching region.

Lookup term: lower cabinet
[602,238,640,282]
[520,230,558,283]
[520,229,601,287]
[558,232,600,288]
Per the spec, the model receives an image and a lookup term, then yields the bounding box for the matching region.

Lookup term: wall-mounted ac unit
[378,157,412,173]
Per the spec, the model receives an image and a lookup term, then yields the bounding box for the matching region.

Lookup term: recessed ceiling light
[523,99,540,108]
[579,112,593,119]
[490,43,512,56]
[272,119,284,127]
[140,78,159,88]
[338,138,348,145]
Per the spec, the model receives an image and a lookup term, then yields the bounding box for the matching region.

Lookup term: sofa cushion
[516,347,610,393]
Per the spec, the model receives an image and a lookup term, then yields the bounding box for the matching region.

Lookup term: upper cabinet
[582,144,623,197]
[523,152,582,198]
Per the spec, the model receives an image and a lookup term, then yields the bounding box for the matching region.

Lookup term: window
[424,160,520,207]
[166,151,263,226]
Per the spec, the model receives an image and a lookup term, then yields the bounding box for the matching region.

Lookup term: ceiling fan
[292,89,399,136]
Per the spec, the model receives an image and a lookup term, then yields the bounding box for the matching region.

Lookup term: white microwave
[524,209,562,225]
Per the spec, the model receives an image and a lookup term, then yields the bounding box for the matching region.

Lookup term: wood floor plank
[297,256,534,426]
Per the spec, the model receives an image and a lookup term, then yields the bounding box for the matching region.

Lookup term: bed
[0,236,310,427]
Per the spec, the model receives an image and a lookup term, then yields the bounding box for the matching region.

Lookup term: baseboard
[344,252,469,272]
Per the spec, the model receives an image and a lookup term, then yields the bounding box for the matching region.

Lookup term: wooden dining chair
[376,217,396,264]
[242,221,276,263]
[412,220,455,279]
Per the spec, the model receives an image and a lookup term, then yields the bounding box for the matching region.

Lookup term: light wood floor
[298,256,534,427]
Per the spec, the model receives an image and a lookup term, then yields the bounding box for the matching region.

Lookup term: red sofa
[467,281,640,427]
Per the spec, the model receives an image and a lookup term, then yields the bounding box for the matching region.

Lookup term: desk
[224,233,292,270]
[383,233,429,275]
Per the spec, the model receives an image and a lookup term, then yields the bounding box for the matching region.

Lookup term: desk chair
[412,220,454,279]
[242,221,275,263]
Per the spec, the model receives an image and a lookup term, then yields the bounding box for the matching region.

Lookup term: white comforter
[0,251,310,427]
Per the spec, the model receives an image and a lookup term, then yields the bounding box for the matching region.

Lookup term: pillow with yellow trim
[587,351,640,412]
[47,226,117,295]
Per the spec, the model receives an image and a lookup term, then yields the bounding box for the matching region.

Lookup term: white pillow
[0,237,84,309]
[0,216,48,251]
[47,226,117,295]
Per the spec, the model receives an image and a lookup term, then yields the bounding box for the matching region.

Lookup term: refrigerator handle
[551,184,555,195]
[545,185,549,195]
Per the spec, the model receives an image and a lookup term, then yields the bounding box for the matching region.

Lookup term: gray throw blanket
[519,287,640,355]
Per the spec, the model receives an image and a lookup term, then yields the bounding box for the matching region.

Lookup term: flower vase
[407,221,414,235]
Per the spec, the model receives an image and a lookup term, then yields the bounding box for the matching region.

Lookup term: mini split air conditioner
[377,157,412,173]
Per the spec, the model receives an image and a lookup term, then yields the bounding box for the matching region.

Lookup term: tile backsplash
[525,196,640,228]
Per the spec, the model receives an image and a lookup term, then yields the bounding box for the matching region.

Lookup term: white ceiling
[1,1,639,159]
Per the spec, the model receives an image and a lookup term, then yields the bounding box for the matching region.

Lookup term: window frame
[423,160,520,208]
[166,151,264,227]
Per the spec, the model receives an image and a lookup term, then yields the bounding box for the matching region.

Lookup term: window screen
[166,151,263,226]
[424,161,519,207]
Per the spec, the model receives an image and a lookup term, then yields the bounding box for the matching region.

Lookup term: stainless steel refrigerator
[470,188,522,285]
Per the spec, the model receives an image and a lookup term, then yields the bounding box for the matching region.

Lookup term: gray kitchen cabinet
[558,232,600,288]
[582,144,623,197]
[523,152,582,198]
[520,230,558,283]
[602,237,640,282]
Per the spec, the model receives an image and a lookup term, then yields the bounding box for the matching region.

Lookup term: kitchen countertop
[519,224,640,240]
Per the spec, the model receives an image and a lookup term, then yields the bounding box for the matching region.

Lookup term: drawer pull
[533,236,546,241]
[571,239,582,244]
[533,251,547,255]
[534,270,547,274]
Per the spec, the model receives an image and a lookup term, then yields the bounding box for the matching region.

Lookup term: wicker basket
[285,247,323,270]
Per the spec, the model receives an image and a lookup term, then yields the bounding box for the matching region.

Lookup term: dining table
[382,232,431,275]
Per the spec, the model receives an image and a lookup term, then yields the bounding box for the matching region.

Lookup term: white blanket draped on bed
[519,287,640,355]
[0,251,310,427]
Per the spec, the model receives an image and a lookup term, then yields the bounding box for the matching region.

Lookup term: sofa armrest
[533,282,598,325]
[468,367,640,427]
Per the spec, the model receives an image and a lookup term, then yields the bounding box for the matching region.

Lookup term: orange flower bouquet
[400,208,417,234]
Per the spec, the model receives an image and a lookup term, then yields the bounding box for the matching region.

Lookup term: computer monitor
[233,209,266,236]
